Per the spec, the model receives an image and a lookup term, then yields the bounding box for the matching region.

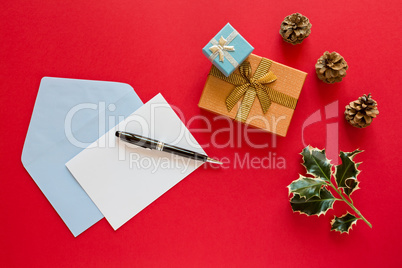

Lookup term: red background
[1,0,401,267]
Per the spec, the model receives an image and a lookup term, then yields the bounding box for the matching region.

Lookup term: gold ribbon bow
[209,36,235,62]
[209,58,298,122]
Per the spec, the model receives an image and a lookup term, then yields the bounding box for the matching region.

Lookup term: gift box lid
[202,23,254,77]
[198,54,307,137]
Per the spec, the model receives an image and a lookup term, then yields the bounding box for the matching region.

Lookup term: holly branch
[288,146,372,233]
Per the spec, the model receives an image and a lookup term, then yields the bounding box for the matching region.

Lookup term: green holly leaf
[288,175,326,200]
[301,146,333,182]
[331,213,358,234]
[290,187,336,216]
[343,179,360,196]
[345,149,363,159]
[335,150,363,196]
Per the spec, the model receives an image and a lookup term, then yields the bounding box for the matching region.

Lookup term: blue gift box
[202,23,254,77]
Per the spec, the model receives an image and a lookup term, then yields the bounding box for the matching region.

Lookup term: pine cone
[345,94,379,128]
[279,13,312,45]
[315,51,348,83]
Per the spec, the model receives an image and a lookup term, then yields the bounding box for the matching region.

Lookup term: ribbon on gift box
[208,30,239,68]
[209,58,298,122]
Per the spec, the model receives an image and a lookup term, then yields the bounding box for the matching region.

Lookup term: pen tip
[206,157,223,165]
[115,131,121,137]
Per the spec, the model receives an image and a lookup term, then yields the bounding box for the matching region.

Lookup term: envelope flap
[22,77,141,167]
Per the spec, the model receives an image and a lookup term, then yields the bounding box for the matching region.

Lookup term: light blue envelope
[21,77,143,236]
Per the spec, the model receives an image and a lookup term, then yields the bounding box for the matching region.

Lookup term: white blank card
[66,93,205,230]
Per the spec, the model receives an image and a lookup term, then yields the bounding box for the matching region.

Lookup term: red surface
[1,1,401,267]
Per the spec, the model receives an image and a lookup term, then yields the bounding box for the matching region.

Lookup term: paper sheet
[66,93,205,230]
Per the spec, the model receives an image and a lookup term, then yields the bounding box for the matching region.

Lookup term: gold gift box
[198,53,307,137]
